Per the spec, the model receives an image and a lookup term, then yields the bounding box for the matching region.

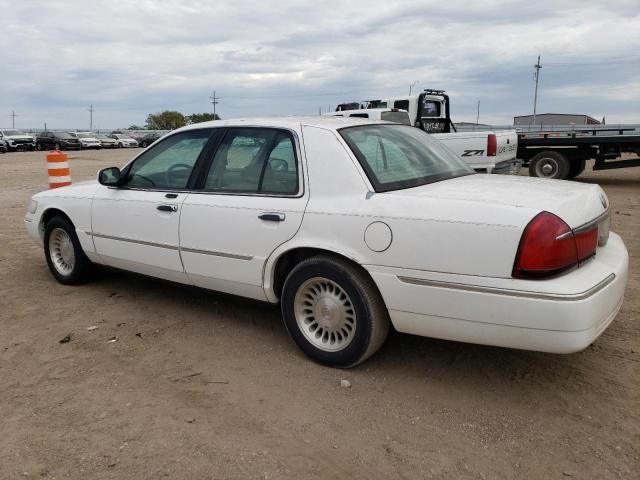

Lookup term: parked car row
[34,131,140,151]
[0,129,169,153]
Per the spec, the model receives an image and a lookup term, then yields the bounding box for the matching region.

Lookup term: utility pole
[409,81,419,96]
[209,90,220,119]
[10,111,17,128]
[532,55,542,126]
[88,104,95,130]
[476,100,480,128]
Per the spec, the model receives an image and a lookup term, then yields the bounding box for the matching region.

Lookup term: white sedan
[24,117,628,366]
[109,134,139,148]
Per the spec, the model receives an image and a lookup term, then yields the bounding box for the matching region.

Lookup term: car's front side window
[204,128,298,195]
[122,129,212,190]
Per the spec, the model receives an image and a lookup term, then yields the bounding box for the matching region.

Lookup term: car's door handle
[259,212,286,222]
[157,204,178,212]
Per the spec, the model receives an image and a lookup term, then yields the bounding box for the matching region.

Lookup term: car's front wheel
[281,255,390,367]
[44,216,92,285]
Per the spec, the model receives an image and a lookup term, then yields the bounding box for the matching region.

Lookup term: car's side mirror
[98,167,122,186]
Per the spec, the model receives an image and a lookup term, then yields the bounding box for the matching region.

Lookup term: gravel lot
[1,149,638,479]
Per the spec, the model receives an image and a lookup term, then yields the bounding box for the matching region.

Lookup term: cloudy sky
[1,0,639,129]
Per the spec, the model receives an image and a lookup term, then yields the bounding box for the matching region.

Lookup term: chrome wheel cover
[535,157,559,177]
[49,228,75,275]
[294,277,357,352]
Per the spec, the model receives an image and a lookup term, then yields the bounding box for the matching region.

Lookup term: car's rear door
[179,126,308,300]
[91,128,218,283]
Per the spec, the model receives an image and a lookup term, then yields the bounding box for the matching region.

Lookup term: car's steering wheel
[130,173,155,187]
[269,158,288,171]
[168,163,192,174]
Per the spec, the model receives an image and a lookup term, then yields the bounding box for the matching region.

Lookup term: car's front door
[180,127,308,300]
[91,129,216,283]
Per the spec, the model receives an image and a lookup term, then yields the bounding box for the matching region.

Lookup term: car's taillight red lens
[513,212,597,279]
[574,227,598,262]
[487,134,497,156]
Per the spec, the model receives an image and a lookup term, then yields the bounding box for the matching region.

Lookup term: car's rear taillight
[513,212,598,279]
[487,134,497,157]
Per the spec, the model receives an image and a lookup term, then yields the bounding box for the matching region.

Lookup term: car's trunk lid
[386,174,609,230]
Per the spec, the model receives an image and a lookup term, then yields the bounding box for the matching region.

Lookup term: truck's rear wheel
[566,159,586,179]
[529,151,570,180]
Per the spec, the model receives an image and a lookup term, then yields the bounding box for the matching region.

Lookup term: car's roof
[177,116,393,133]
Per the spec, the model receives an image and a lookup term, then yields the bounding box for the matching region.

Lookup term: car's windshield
[77,133,95,138]
[57,133,73,139]
[95,134,110,140]
[340,124,473,192]
[3,129,25,136]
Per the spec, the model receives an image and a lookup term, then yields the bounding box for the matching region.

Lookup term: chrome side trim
[90,232,179,251]
[397,273,615,301]
[573,210,609,235]
[556,209,609,240]
[89,232,253,260]
[181,246,253,261]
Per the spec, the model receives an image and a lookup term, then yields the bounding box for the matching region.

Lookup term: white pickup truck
[332,89,520,174]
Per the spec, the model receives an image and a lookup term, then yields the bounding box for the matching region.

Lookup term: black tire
[141,141,148,148]
[54,143,61,151]
[118,143,123,148]
[34,143,41,151]
[566,159,586,180]
[44,216,92,285]
[529,151,570,180]
[281,255,390,367]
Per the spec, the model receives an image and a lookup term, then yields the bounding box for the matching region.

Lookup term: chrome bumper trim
[397,273,615,302]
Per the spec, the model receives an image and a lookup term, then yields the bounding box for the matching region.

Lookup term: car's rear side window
[204,128,298,195]
[340,124,473,192]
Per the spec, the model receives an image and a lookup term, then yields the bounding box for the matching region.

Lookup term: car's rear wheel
[529,151,570,179]
[141,141,148,148]
[281,255,390,367]
[44,216,92,285]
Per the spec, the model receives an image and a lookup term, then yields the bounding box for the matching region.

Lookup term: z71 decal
[462,149,485,157]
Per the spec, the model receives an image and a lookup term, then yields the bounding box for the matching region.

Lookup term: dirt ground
[0,148,638,480]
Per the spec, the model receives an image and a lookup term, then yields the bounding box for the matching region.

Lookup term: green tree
[145,111,186,130]
[186,112,220,124]
[128,124,144,130]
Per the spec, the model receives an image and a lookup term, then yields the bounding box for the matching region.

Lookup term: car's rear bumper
[367,232,628,353]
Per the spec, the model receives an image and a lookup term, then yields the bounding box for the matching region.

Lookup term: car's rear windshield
[339,124,473,192]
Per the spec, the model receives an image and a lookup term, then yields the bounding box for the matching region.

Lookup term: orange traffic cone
[47,150,71,188]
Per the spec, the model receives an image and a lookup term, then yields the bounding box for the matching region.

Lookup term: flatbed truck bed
[517,127,640,179]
